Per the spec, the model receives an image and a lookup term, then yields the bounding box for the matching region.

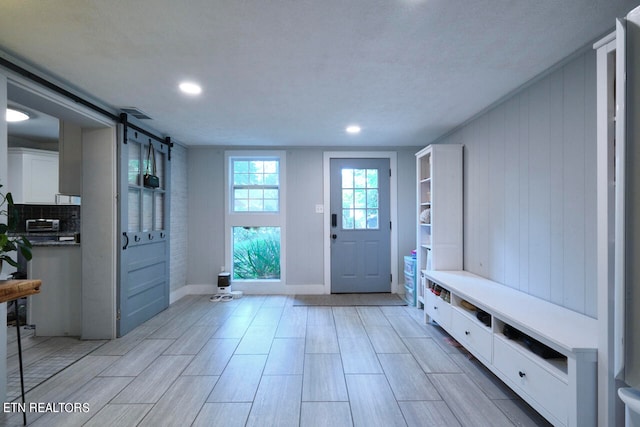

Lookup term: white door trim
[323,151,398,295]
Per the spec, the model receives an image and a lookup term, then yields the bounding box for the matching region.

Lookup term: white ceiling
[0,0,638,147]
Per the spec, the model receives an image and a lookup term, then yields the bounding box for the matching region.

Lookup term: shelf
[415,144,462,273]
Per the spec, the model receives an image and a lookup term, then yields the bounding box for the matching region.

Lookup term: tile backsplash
[13,204,81,233]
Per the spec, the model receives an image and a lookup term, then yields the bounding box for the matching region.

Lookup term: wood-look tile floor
[0,295,552,427]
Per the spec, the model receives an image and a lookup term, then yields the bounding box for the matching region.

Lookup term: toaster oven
[25,219,60,232]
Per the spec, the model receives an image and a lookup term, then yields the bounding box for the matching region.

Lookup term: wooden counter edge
[0,279,42,303]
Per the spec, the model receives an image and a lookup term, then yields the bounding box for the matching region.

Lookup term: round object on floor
[231,290,243,299]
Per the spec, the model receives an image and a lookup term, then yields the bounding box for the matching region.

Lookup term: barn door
[117,125,171,336]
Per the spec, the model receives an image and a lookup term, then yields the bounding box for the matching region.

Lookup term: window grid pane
[232,159,280,212]
[341,168,379,230]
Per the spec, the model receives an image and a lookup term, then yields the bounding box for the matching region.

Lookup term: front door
[117,125,171,336]
[330,158,391,293]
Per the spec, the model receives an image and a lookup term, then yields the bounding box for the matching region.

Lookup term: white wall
[186,146,417,292]
[431,49,597,317]
[187,148,226,285]
[81,127,117,339]
[285,149,324,285]
[396,149,417,272]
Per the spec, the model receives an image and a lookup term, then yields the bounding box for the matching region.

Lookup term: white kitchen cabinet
[415,144,462,306]
[424,270,597,427]
[8,148,59,204]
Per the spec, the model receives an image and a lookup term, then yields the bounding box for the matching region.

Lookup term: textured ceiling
[0,0,638,147]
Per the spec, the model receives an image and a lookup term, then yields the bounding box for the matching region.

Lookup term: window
[226,152,286,283]
[232,159,279,212]
[233,226,281,279]
[341,168,379,229]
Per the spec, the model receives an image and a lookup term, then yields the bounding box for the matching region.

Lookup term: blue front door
[330,158,391,293]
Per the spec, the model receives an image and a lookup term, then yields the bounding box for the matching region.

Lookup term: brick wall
[169,143,188,292]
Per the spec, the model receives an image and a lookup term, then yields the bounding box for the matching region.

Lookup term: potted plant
[0,184,32,277]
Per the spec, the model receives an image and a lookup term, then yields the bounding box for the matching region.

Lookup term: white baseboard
[170,283,329,303]
[170,283,403,304]
[170,284,216,304]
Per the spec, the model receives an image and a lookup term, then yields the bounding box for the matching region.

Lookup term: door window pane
[342,189,353,209]
[354,209,366,229]
[128,142,141,185]
[341,168,379,230]
[128,189,140,232]
[155,150,165,190]
[154,193,164,230]
[343,209,354,229]
[341,169,353,188]
[142,190,153,232]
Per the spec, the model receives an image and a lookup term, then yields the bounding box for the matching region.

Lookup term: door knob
[332,234,337,240]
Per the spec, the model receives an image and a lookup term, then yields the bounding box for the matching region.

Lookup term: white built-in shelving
[415,144,462,306]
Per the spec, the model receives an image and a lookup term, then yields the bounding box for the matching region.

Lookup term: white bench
[422,270,597,427]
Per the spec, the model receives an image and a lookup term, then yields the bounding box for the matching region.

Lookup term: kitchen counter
[20,232,80,247]
[31,240,80,247]
[0,279,42,303]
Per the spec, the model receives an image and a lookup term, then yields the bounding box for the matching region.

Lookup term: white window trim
[224,151,286,286]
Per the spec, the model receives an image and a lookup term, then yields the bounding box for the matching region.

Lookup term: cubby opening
[493,318,568,376]
[451,295,492,329]
[426,280,450,303]
[419,153,431,181]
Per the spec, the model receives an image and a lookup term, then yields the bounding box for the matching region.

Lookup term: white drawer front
[450,309,492,362]
[494,337,568,425]
[425,291,451,329]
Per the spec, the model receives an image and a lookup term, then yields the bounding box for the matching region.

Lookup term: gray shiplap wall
[432,50,597,317]
[185,147,417,290]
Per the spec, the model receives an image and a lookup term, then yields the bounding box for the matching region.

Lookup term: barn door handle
[331,214,337,227]
[122,232,129,250]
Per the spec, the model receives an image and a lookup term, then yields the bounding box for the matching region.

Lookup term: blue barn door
[117,125,170,336]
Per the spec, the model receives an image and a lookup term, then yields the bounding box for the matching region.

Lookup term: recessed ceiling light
[179,81,202,95]
[346,125,361,134]
[6,108,30,122]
